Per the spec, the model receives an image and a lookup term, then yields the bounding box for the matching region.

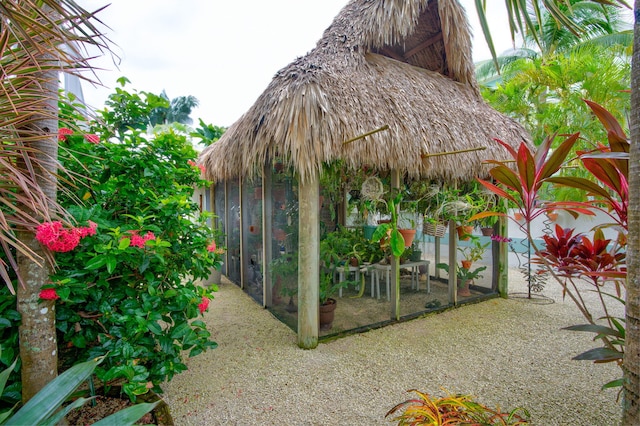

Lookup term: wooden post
[262,164,273,307]
[448,219,458,305]
[391,170,400,320]
[297,174,319,349]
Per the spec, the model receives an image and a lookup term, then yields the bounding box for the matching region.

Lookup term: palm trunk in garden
[623,2,640,423]
[16,68,60,402]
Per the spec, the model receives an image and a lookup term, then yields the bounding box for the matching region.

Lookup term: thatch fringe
[200,0,530,184]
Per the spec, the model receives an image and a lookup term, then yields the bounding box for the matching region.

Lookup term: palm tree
[473,1,638,423]
[476,0,632,87]
[148,90,200,126]
[1,0,110,400]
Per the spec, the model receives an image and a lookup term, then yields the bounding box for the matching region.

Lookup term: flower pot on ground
[319,298,337,331]
[436,263,487,297]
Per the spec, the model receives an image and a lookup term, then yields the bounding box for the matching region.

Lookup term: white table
[369,260,430,301]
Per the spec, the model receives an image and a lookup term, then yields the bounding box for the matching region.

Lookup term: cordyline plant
[385,388,530,425]
[471,100,628,389]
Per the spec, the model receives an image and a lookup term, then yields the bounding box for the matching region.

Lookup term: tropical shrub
[37,85,223,399]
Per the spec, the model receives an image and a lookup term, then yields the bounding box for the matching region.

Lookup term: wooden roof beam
[403,32,443,60]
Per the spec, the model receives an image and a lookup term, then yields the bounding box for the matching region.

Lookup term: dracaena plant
[472,99,628,389]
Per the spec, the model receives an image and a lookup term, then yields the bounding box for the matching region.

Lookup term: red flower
[39,288,60,300]
[127,230,156,248]
[77,221,98,238]
[84,134,100,144]
[188,160,205,175]
[58,128,73,141]
[36,221,80,252]
[207,241,216,252]
[198,297,210,314]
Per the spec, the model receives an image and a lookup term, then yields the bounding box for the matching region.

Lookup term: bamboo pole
[421,146,486,159]
[297,175,319,349]
[342,125,389,145]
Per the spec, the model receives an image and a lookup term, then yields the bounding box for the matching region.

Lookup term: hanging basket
[423,221,447,238]
[361,176,384,201]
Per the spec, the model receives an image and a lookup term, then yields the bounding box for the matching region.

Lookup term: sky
[78,1,512,128]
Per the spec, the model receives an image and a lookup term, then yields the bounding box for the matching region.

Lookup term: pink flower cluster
[39,288,60,300]
[128,230,156,248]
[36,221,97,253]
[57,127,100,144]
[198,297,210,314]
[58,127,73,141]
[207,241,216,252]
[187,159,206,174]
[491,235,513,243]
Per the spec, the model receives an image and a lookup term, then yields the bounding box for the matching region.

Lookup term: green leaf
[170,322,191,339]
[85,256,108,270]
[563,324,623,338]
[8,358,100,425]
[118,238,131,250]
[602,378,624,390]
[92,402,158,426]
[147,321,162,335]
[0,357,18,397]
[572,347,623,362]
[106,255,117,274]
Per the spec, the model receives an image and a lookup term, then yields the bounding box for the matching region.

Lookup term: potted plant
[409,241,422,262]
[436,262,487,297]
[270,252,298,309]
[457,235,490,269]
[420,183,449,237]
[318,262,353,331]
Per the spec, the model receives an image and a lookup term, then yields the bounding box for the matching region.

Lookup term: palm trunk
[16,68,60,402]
[622,1,640,423]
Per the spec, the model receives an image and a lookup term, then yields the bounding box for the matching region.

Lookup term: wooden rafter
[403,32,443,60]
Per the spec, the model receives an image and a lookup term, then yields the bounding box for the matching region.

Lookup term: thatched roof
[200,0,530,184]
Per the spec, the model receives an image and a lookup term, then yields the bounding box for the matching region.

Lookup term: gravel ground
[162,269,624,425]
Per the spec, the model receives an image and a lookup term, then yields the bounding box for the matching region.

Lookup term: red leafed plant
[472,99,628,389]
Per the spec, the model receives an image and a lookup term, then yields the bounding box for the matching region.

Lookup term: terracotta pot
[456,225,474,241]
[514,212,524,222]
[398,228,416,247]
[547,212,559,222]
[319,298,337,331]
[458,280,472,297]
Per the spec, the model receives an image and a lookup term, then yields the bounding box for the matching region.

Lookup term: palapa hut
[200,0,530,348]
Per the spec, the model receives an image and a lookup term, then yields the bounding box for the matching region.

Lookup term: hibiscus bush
[30,85,220,399]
